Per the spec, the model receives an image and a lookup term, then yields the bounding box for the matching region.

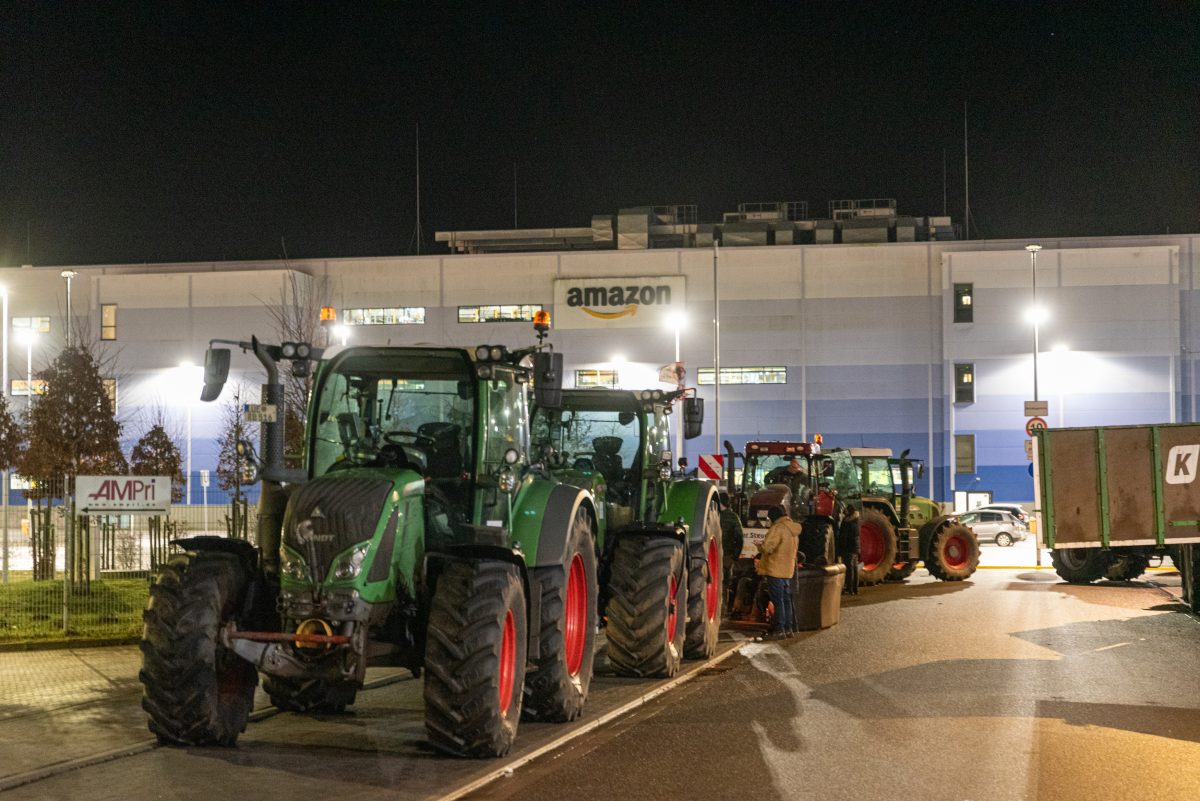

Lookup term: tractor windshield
[859,457,896,497]
[309,348,474,478]
[533,407,640,481]
[743,455,801,493]
[821,450,861,498]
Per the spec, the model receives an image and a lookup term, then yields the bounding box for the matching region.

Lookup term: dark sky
[1,2,1197,266]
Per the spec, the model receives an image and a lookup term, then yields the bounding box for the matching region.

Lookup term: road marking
[1092,641,1131,652]
[429,642,749,801]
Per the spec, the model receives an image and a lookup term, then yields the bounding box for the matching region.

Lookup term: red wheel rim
[498,609,516,716]
[667,575,679,639]
[564,553,587,677]
[705,537,720,621]
[860,520,885,570]
[942,534,969,569]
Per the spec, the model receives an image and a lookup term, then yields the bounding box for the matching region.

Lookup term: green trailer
[1033,423,1199,609]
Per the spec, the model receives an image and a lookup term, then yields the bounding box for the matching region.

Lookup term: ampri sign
[553,275,685,329]
[76,475,172,514]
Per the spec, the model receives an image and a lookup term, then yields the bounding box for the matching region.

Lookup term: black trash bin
[791,563,845,631]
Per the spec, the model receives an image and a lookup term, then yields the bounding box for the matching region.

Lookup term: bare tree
[215,383,260,496]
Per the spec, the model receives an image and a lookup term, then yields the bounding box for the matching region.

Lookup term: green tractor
[532,387,721,677]
[821,447,980,584]
[139,320,606,758]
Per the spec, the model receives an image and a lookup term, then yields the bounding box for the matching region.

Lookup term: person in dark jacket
[838,506,861,595]
[718,491,743,613]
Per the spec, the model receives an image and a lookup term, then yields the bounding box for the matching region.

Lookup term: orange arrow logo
[582,304,638,320]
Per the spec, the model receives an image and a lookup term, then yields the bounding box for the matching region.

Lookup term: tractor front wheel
[524,507,598,722]
[858,510,898,586]
[424,559,527,757]
[925,522,980,581]
[1050,548,1109,584]
[886,561,918,581]
[684,502,723,660]
[606,535,687,678]
[140,551,258,746]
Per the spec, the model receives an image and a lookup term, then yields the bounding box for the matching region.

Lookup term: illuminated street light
[330,325,350,347]
[1026,244,1043,402]
[179,361,196,506]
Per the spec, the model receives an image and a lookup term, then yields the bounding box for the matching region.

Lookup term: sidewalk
[0,644,141,718]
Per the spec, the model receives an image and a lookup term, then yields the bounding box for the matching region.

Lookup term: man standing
[838,506,861,595]
[757,505,800,638]
[718,491,744,614]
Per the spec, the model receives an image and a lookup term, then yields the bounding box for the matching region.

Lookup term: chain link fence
[0,478,258,644]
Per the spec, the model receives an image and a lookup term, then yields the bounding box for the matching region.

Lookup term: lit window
[697,367,787,385]
[12,317,50,333]
[10,379,47,396]
[103,378,118,412]
[954,363,975,403]
[101,304,117,340]
[955,434,976,474]
[954,284,973,323]
[575,369,618,388]
[458,304,543,324]
[342,307,426,326]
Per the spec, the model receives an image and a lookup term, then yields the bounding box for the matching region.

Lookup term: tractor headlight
[498,467,518,493]
[330,542,371,581]
[475,345,491,361]
[280,546,310,582]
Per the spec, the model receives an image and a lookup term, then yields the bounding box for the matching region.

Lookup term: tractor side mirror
[917,463,925,479]
[683,397,704,440]
[533,351,563,409]
[201,348,231,402]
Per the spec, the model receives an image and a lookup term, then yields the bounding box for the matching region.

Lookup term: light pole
[1,286,7,584]
[1053,343,1070,426]
[1026,244,1042,402]
[16,328,37,411]
[61,270,78,348]
[663,311,686,463]
[179,361,194,506]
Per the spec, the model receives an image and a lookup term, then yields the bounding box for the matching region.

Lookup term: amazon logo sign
[554,275,685,329]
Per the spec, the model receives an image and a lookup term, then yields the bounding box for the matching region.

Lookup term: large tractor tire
[263,677,357,714]
[140,551,258,746]
[606,535,687,678]
[801,519,836,566]
[886,561,918,581]
[684,502,723,660]
[523,507,597,723]
[858,510,898,586]
[1103,552,1151,582]
[424,559,527,758]
[1051,548,1110,584]
[925,522,981,581]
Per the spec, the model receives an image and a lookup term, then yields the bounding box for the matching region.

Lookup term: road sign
[200,469,210,488]
[244,403,277,423]
[77,475,171,514]
[1025,416,1048,436]
[698,453,724,481]
[1024,400,1048,416]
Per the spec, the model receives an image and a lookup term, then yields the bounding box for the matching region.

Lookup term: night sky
[1,2,1196,266]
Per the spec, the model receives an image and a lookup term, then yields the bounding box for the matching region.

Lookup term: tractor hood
[283,473,399,575]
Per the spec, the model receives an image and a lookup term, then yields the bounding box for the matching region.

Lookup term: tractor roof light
[533,309,551,333]
[281,342,298,359]
[475,345,492,361]
[319,306,338,323]
[489,345,506,362]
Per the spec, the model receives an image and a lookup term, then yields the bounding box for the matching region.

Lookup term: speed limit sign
[1025,417,1048,436]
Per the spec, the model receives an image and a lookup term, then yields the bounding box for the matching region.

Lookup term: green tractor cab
[532,387,721,673]
[140,324,605,758]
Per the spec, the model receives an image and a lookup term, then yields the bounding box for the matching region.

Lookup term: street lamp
[1025,244,1043,402]
[179,361,195,506]
[61,270,78,347]
[663,311,687,461]
[329,325,350,347]
[1052,343,1070,426]
[15,328,38,411]
[1,286,7,585]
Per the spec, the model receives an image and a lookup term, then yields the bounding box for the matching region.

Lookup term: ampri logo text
[1165,445,1200,484]
[554,276,685,329]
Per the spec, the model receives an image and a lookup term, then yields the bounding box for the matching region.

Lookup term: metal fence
[0,489,257,644]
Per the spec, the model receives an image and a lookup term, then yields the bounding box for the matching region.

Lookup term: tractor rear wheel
[606,535,687,678]
[424,559,527,757]
[140,551,258,746]
[523,507,597,722]
[1050,548,1109,584]
[1103,552,1151,581]
[684,502,723,660]
[925,522,980,581]
[858,510,898,586]
[886,561,918,581]
[264,677,358,714]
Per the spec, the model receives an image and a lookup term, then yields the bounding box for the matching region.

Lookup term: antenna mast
[409,123,422,255]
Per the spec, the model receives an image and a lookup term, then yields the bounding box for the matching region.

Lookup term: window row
[340,305,545,326]
[9,378,117,410]
[8,307,118,340]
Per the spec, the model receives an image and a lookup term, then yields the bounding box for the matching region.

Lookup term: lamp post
[16,328,37,411]
[179,361,194,506]
[61,270,78,347]
[1026,245,1042,402]
[1,286,7,584]
[664,311,687,463]
[1052,343,1070,426]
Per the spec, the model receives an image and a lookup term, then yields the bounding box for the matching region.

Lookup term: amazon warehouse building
[2,201,1197,506]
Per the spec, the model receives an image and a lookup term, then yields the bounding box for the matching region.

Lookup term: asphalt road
[2,569,1196,801]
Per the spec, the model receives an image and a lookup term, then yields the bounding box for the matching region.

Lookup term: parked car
[955,509,1029,547]
[973,503,1031,526]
